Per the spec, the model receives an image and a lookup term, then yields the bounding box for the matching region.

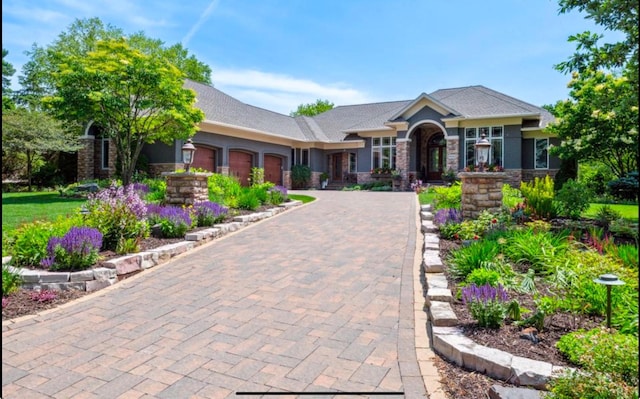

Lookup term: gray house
[78,79,559,189]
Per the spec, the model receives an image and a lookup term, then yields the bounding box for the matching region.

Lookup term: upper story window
[535,138,549,169]
[372,137,396,170]
[464,126,503,167]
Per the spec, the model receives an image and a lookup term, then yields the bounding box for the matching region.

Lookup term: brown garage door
[264,155,282,186]
[229,150,253,186]
[191,146,216,172]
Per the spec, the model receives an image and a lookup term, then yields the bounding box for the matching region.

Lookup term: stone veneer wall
[522,169,559,183]
[149,163,181,177]
[77,137,95,181]
[446,137,459,172]
[396,140,410,190]
[164,172,211,205]
[459,172,505,220]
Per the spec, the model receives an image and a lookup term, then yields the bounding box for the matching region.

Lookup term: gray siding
[503,125,522,169]
[141,141,178,163]
[407,107,445,131]
[193,131,290,169]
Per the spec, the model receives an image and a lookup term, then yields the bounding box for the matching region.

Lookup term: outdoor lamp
[474,133,491,172]
[593,273,625,329]
[80,205,90,221]
[181,138,196,173]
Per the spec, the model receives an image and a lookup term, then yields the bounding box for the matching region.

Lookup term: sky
[1,0,624,115]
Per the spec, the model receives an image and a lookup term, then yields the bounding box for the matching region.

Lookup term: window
[535,138,548,169]
[464,127,504,167]
[291,148,296,167]
[372,137,396,169]
[302,149,309,166]
[101,139,110,169]
[349,152,357,173]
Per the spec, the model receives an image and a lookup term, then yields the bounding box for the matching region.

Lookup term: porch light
[474,133,491,172]
[593,273,625,329]
[181,138,196,173]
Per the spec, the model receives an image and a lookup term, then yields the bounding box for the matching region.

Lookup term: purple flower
[193,201,228,225]
[132,182,150,194]
[434,208,462,226]
[461,283,509,306]
[88,182,147,219]
[270,185,288,197]
[147,205,192,226]
[41,227,103,269]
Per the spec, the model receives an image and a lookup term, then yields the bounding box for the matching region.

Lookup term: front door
[332,154,342,181]
[427,133,446,181]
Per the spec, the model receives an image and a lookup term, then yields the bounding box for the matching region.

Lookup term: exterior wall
[459,172,505,220]
[446,136,459,172]
[407,107,446,128]
[149,163,181,176]
[503,125,522,169]
[77,137,95,182]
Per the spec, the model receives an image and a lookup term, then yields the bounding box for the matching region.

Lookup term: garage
[191,146,216,172]
[264,155,283,186]
[229,150,253,186]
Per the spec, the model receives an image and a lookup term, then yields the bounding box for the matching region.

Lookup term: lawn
[584,203,639,222]
[2,192,86,232]
[288,194,316,204]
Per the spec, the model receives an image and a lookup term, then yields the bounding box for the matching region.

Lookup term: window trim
[463,126,504,168]
[371,136,397,170]
[534,138,549,170]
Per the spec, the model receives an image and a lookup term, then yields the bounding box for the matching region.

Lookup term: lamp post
[474,133,491,172]
[181,138,196,173]
[593,273,625,329]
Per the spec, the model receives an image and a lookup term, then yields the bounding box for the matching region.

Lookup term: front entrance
[427,133,446,181]
[331,154,342,181]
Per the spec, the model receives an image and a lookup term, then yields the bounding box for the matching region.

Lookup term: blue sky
[2,0,623,115]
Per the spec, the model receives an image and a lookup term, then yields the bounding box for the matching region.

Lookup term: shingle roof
[186,80,553,143]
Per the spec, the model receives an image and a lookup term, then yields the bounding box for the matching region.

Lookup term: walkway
[3,191,432,398]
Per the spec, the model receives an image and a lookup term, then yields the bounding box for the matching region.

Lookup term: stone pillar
[459,172,506,220]
[396,139,410,190]
[77,136,95,182]
[446,136,459,172]
[164,172,211,205]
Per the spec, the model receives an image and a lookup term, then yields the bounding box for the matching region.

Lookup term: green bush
[503,229,570,274]
[9,218,77,267]
[291,164,312,189]
[446,239,501,280]
[607,171,638,201]
[433,182,461,210]
[250,167,265,186]
[464,268,502,287]
[143,178,167,204]
[2,265,22,295]
[502,184,523,210]
[578,162,614,196]
[552,327,638,395]
[208,173,242,206]
[554,179,592,220]
[237,190,261,211]
[520,175,557,220]
[594,204,622,229]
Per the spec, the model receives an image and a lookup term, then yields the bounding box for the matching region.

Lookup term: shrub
[503,229,570,274]
[237,190,261,211]
[520,175,557,219]
[193,201,228,226]
[609,218,639,244]
[208,173,242,206]
[501,184,523,210]
[2,265,22,296]
[554,328,638,391]
[85,182,149,253]
[460,283,510,328]
[607,171,638,201]
[249,184,270,204]
[250,167,265,186]
[291,164,312,189]
[464,268,502,287]
[593,204,622,229]
[9,218,77,267]
[40,227,103,271]
[554,179,591,220]
[268,185,288,205]
[433,182,461,210]
[147,205,193,238]
[447,239,501,280]
[578,162,614,196]
[142,178,166,204]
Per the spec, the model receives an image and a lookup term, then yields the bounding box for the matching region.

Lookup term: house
[77,79,559,189]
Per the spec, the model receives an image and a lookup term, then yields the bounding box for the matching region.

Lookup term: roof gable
[389,93,460,121]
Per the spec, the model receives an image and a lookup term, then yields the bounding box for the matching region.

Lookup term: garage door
[264,155,283,186]
[191,146,216,172]
[229,150,253,186]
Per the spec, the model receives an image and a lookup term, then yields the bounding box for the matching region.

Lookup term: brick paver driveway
[3,190,427,398]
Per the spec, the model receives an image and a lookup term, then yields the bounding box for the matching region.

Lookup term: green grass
[418,189,436,205]
[584,203,639,222]
[288,194,316,204]
[2,192,87,232]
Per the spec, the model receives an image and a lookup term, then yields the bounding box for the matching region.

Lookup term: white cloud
[212,68,376,114]
[182,0,221,46]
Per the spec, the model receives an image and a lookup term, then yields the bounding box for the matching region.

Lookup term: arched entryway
[413,124,447,182]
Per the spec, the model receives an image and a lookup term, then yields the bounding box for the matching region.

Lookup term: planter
[321,180,328,189]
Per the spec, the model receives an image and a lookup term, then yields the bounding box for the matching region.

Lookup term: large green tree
[2,108,82,191]
[290,99,334,117]
[547,0,638,179]
[2,48,16,110]
[16,17,211,109]
[45,38,205,186]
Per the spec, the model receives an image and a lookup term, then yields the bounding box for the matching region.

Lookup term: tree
[45,38,205,186]
[2,48,16,110]
[546,69,638,179]
[290,99,334,117]
[16,17,211,109]
[2,108,82,191]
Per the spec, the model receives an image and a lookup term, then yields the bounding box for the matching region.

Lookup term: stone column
[459,172,506,220]
[396,139,410,190]
[445,136,459,172]
[164,172,212,205]
[77,136,95,182]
